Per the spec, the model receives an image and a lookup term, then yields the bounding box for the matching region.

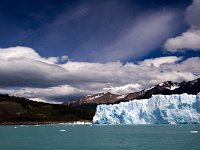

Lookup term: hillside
[0,94,95,125]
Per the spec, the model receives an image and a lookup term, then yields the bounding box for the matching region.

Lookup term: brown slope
[64,92,123,108]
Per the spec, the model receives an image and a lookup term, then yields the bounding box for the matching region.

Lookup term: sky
[0,0,200,103]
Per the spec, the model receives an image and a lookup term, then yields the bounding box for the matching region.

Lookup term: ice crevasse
[93,93,200,124]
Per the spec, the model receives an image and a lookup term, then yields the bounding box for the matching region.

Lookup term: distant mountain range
[64,78,200,109]
[0,78,199,124]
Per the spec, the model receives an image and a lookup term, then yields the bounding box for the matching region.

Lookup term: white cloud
[0,46,43,62]
[0,46,199,102]
[140,56,182,67]
[47,57,60,63]
[0,46,71,87]
[29,98,62,104]
[160,57,200,75]
[103,83,142,94]
[47,55,68,64]
[164,30,200,51]
[60,55,69,62]
[164,0,200,52]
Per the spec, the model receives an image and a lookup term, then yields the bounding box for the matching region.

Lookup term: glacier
[93,93,200,124]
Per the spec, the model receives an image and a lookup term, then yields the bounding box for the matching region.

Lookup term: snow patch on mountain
[93,93,200,124]
[168,85,180,90]
[88,94,104,100]
[144,86,155,92]
[116,95,126,99]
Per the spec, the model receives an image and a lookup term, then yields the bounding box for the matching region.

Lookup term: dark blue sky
[0,0,200,102]
[0,0,198,62]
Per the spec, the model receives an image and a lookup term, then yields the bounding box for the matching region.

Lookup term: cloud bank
[0,46,199,102]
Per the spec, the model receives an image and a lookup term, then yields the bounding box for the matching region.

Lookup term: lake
[0,124,199,150]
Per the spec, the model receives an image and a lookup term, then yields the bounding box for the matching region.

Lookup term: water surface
[0,124,199,150]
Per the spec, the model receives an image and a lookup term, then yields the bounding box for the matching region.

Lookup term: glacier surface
[93,93,200,124]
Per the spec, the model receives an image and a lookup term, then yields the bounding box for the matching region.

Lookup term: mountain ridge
[64,78,200,108]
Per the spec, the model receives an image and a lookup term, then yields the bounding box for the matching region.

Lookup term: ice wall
[93,93,200,124]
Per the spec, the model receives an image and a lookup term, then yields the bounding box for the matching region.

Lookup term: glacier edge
[93,93,200,124]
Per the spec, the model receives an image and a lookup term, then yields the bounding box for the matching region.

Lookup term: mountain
[64,92,124,109]
[64,78,200,108]
[121,78,200,102]
[93,93,200,124]
[0,94,95,125]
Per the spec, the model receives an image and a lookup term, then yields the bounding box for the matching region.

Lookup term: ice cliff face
[93,93,200,124]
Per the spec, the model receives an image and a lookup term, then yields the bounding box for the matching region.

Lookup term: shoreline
[0,120,93,126]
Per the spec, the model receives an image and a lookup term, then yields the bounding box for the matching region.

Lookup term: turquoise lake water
[0,124,199,150]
